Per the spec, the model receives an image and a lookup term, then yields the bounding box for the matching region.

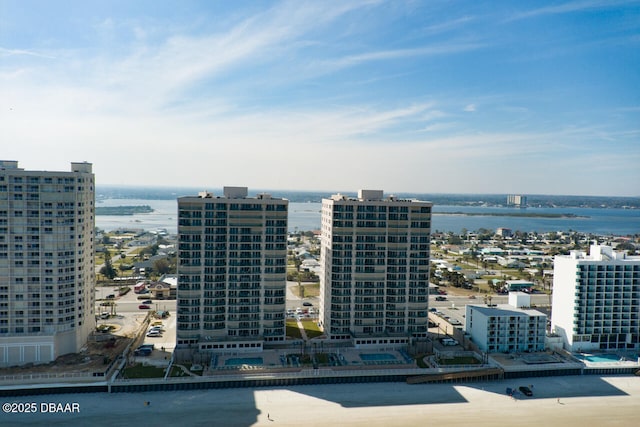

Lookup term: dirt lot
[0,312,149,378]
[0,334,133,378]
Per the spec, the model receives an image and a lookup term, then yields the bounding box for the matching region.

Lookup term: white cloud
[0,47,56,59]
[315,41,485,73]
[423,16,476,35]
[1,1,638,196]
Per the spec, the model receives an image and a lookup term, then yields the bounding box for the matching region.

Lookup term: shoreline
[2,375,639,426]
[434,211,588,219]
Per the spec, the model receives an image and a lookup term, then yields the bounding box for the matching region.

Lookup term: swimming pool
[225,357,264,366]
[360,353,397,362]
[575,353,625,363]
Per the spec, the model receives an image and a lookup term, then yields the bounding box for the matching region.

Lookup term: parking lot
[95,284,177,353]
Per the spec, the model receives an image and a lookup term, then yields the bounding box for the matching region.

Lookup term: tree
[100,249,117,280]
[616,242,636,253]
[447,234,463,245]
[153,258,172,275]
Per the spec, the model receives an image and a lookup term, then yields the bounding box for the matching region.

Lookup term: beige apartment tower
[0,161,95,367]
[176,187,288,353]
[319,190,432,347]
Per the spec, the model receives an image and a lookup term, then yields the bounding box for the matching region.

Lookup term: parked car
[134,348,152,356]
[519,386,533,396]
[435,296,447,301]
[138,304,150,309]
[302,302,313,307]
[106,294,115,299]
[441,338,458,346]
[146,330,162,337]
[142,300,152,304]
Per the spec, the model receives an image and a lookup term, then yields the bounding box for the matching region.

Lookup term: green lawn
[122,364,166,378]
[315,353,330,364]
[436,356,481,365]
[300,319,323,338]
[286,319,323,339]
[290,283,320,298]
[416,355,430,368]
[286,320,302,339]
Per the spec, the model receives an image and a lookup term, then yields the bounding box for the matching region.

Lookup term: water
[225,357,263,366]
[360,353,397,361]
[575,354,629,363]
[96,198,177,233]
[95,199,640,235]
[431,205,640,235]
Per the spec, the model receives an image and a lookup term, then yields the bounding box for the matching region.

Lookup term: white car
[146,330,162,337]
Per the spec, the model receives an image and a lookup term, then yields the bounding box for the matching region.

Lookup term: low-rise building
[466,292,547,353]
[504,280,534,292]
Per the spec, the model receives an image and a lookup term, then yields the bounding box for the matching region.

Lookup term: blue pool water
[225,357,263,366]
[575,354,624,363]
[360,353,397,362]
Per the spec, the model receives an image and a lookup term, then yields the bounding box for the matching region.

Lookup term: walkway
[296,317,309,340]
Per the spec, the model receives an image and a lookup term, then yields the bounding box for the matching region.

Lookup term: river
[95,199,639,236]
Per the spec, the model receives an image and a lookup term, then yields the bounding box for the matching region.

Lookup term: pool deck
[209,349,413,372]
[572,352,640,369]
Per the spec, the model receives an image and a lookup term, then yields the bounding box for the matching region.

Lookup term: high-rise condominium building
[551,244,640,352]
[319,190,432,347]
[0,161,95,367]
[176,187,288,353]
[507,195,527,207]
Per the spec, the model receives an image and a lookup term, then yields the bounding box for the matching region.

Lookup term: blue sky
[1,0,639,196]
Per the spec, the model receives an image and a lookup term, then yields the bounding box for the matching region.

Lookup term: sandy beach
[2,375,639,427]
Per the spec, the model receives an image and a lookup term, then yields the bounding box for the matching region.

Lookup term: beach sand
[2,375,639,426]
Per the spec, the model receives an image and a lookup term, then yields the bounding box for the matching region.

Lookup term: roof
[468,304,546,318]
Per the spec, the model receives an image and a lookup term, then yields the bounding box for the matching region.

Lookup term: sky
[1,0,639,197]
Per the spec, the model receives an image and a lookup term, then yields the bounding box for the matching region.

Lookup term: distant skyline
[1,1,639,196]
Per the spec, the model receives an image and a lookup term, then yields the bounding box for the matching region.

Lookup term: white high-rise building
[0,161,95,367]
[176,187,288,353]
[319,190,432,347]
[507,195,527,207]
[551,244,640,352]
